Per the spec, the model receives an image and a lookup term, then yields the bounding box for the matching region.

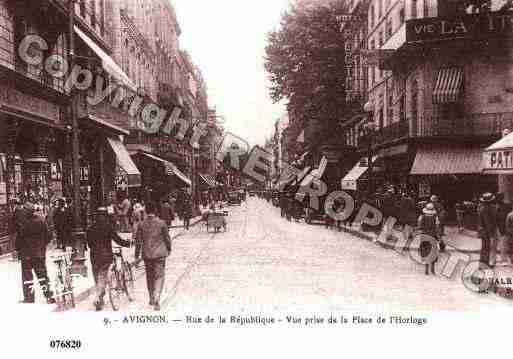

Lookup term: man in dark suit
[16,201,55,304]
[53,198,70,250]
[86,207,132,311]
[135,201,171,311]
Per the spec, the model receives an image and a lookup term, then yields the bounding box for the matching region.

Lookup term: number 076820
[49,340,82,349]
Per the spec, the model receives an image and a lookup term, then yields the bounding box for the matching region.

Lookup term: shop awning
[341,160,369,191]
[134,152,191,187]
[433,67,464,104]
[74,26,137,92]
[85,115,129,136]
[106,138,141,187]
[165,162,192,187]
[199,173,217,188]
[341,156,380,190]
[483,132,513,174]
[410,146,483,175]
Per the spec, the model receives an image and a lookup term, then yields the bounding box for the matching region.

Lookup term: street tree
[264,1,348,145]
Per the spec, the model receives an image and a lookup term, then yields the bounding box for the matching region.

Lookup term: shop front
[131,151,191,204]
[0,87,68,255]
[483,131,513,204]
[411,144,494,220]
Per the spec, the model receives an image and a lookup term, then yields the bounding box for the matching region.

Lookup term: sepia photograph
[2,0,513,356]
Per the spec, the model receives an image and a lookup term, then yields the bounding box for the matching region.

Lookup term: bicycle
[50,250,75,310]
[106,246,135,311]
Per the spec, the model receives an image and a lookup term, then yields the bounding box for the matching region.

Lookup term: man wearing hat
[429,195,447,252]
[478,192,498,271]
[86,206,132,311]
[417,203,441,275]
[15,201,55,304]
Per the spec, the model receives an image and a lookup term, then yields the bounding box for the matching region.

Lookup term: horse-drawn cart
[206,211,227,232]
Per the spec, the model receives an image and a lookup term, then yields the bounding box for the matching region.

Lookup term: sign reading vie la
[406,10,513,43]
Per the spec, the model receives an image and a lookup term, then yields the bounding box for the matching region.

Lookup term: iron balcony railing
[357,112,513,149]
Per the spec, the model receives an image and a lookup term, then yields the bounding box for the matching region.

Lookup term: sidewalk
[0,216,203,310]
[337,223,482,253]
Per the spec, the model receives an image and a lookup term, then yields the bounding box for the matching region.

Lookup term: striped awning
[133,152,191,187]
[410,146,483,175]
[165,162,191,187]
[199,173,217,188]
[433,67,464,104]
[106,138,141,187]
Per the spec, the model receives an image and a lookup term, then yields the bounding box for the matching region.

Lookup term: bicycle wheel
[53,274,66,309]
[122,261,134,301]
[107,265,121,311]
[63,267,75,308]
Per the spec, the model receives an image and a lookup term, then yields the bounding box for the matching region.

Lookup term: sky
[173,0,290,147]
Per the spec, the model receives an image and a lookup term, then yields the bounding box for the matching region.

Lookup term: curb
[335,225,481,254]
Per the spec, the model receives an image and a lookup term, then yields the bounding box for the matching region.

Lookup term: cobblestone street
[73,197,513,313]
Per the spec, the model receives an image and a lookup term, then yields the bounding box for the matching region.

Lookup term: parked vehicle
[206,211,227,232]
[305,208,327,225]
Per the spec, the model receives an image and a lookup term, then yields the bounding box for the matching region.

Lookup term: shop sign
[483,149,513,173]
[406,10,513,43]
[0,84,62,124]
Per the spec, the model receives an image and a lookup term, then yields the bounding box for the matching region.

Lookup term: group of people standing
[109,190,193,234]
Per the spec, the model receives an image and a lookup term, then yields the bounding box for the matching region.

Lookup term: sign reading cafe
[484,150,513,172]
[406,10,513,43]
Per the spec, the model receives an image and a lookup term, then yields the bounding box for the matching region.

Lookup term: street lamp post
[68,0,87,276]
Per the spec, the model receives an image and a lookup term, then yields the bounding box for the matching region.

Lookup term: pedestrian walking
[53,198,71,250]
[417,203,441,276]
[160,199,173,227]
[132,199,146,234]
[495,193,511,263]
[134,202,172,311]
[117,193,132,232]
[86,207,132,311]
[399,191,417,241]
[15,202,55,304]
[477,192,498,270]
[429,195,447,253]
[181,192,193,230]
[504,205,513,264]
[455,202,466,233]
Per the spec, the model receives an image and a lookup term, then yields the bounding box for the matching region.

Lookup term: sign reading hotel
[406,10,513,43]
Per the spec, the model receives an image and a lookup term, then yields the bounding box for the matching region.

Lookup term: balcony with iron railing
[357,112,512,150]
[358,119,409,149]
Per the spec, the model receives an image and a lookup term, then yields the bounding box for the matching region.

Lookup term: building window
[411,0,417,19]
[411,79,419,123]
[387,94,393,125]
[379,30,383,46]
[423,0,429,17]
[399,94,405,121]
[0,1,14,70]
[370,5,375,29]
